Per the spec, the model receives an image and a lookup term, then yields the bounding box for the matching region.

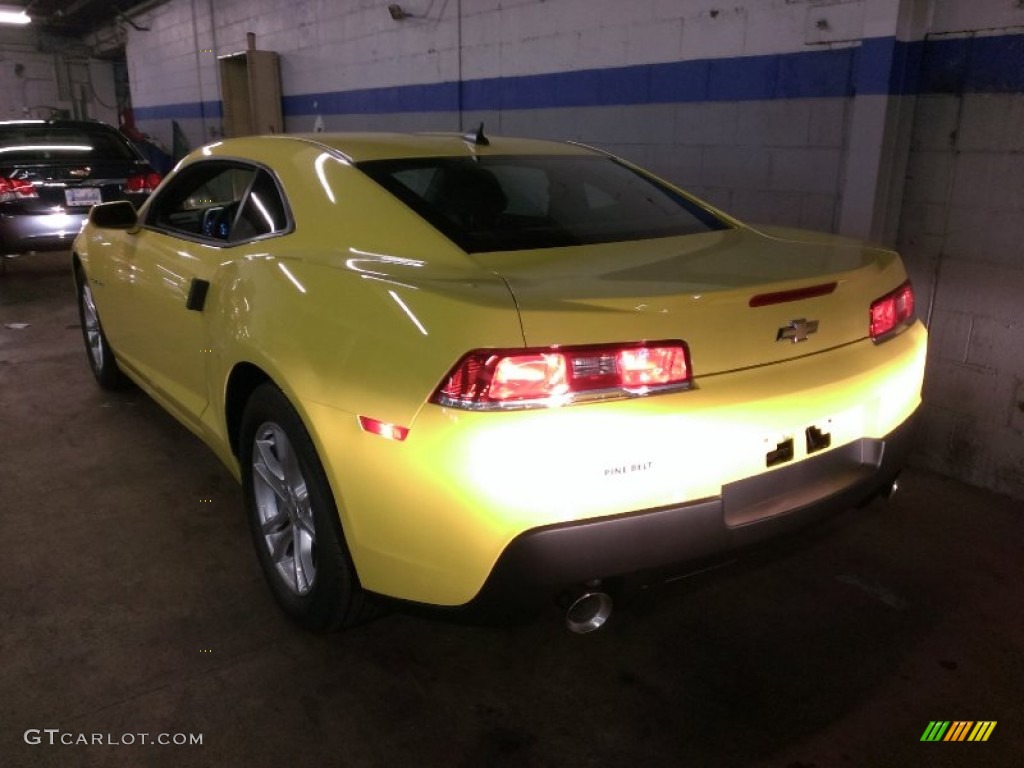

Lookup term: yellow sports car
[72,128,926,632]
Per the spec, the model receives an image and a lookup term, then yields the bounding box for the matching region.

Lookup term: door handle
[186,278,210,311]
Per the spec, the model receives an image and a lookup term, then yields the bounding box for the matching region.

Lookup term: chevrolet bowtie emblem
[776,318,819,343]
[69,167,91,177]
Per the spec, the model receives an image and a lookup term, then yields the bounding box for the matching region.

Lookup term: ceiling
[21,0,160,37]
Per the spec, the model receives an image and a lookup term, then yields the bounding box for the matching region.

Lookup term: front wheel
[240,384,375,631]
[77,273,128,389]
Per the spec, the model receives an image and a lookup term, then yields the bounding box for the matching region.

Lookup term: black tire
[76,271,129,389]
[240,383,375,631]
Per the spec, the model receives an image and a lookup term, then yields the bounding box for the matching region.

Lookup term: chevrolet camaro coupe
[73,129,926,632]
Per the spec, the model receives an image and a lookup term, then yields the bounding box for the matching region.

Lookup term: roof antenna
[463,122,489,146]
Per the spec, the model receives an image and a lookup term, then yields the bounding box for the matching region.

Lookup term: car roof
[282,132,600,162]
[0,119,118,128]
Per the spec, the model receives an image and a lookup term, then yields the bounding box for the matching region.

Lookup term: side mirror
[89,200,138,230]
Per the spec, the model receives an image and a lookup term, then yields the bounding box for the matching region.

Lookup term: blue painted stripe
[920,33,1024,93]
[282,81,459,116]
[854,38,927,96]
[776,48,856,99]
[285,47,858,115]
[135,32,1024,122]
[133,100,223,120]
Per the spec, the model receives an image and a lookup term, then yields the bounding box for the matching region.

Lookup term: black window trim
[142,157,295,247]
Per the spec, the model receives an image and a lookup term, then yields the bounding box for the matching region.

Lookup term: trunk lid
[473,226,908,376]
[0,160,150,213]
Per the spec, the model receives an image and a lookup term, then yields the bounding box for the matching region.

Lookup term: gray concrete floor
[2,252,1022,768]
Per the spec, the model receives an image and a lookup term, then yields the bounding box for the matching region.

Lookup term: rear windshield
[0,123,137,164]
[358,154,728,253]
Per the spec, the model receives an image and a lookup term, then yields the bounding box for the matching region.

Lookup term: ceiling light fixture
[0,5,30,25]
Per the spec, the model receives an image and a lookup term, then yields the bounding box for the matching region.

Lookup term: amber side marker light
[432,341,693,411]
[870,280,915,342]
[358,415,409,441]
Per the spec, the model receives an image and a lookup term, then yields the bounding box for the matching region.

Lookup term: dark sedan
[0,119,161,259]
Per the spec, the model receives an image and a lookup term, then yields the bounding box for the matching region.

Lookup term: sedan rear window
[0,124,137,164]
[359,154,728,253]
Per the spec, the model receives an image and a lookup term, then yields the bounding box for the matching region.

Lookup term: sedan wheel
[240,383,375,631]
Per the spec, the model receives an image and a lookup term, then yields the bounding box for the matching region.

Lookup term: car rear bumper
[0,211,88,254]
[320,323,926,608]
[453,407,917,616]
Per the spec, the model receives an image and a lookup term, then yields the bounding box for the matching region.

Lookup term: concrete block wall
[124,0,220,149]
[891,1,1024,498]
[0,48,63,120]
[899,87,1024,498]
[128,0,857,231]
[120,0,1024,498]
[0,27,117,125]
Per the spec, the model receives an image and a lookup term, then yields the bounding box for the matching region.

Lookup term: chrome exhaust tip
[565,591,613,634]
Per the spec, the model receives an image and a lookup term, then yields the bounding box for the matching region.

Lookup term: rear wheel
[77,274,128,389]
[240,384,375,631]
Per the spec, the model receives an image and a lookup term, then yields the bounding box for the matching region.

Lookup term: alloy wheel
[80,283,104,371]
[251,422,317,595]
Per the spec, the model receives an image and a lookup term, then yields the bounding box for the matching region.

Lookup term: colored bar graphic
[968,722,997,742]
[921,720,996,742]
[944,721,972,741]
[921,721,950,741]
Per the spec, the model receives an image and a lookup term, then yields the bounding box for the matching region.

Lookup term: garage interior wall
[121,0,1023,499]
[0,26,118,125]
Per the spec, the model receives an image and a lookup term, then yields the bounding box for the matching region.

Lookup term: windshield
[358,154,729,253]
[0,124,138,165]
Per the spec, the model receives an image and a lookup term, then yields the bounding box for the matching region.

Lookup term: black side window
[145,162,289,243]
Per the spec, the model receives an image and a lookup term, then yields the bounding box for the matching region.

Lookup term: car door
[109,160,289,432]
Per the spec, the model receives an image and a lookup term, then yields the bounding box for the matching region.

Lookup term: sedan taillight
[125,172,162,194]
[0,177,38,202]
[433,341,693,410]
[870,280,915,342]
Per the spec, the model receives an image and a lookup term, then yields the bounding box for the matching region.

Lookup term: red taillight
[433,341,693,410]
[870,280,915,341]
[617,346,690,388]
[125,172,161,194]
[490,353,569,401]
[0,176,38,202]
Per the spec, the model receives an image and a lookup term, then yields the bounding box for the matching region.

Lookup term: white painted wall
[899,92,1024,498]
[126,0,878,109]
[928,0,1024,33]
[0,27,118,125]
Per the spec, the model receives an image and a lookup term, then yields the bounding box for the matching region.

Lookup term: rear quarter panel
[194,143,527,557]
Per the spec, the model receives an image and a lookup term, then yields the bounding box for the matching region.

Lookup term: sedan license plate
[65,187,102,207]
